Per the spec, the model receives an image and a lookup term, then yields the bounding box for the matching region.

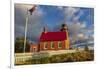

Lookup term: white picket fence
[15,53,33,64]
[15,52,50,64]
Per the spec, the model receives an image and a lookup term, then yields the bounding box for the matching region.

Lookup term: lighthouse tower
[60,24,70,49]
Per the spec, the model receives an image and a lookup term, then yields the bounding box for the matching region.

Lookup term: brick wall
[39,41,67,51]
[30,44,38,52]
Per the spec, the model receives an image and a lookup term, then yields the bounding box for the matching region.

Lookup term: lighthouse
[39,24,70,51]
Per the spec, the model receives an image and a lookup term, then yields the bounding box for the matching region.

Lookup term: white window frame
[51,42,54,49]
[44,42,48,49]
[58,41,62,48]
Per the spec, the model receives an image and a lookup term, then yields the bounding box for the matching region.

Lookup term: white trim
[58,41,62,48]
[44,42,48,49]
[51,42,54,49]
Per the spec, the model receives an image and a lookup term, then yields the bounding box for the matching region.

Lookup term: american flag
[29,5,36,15]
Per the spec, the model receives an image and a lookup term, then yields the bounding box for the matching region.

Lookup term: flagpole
[23,8,29,53]
[23,5,35,54]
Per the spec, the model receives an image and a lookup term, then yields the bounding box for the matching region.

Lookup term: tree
[15,37,30,53]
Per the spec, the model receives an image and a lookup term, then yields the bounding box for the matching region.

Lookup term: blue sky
[40,6,93,30]
[15,4,94,44]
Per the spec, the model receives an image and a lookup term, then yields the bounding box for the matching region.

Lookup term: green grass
[15,50,94,65]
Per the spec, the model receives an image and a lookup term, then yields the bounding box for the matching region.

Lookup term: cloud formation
[57,6,94,43]
[15,4,94,44]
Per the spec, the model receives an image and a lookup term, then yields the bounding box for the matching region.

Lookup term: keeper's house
[39,24,70,51]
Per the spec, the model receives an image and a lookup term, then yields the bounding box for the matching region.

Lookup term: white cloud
[57,6,93,43]
[77,33,84,38]
[64,7,79,15]
[64,7,80,21]
[57,7,93,42]
[57,6,84,22]
[72,10,84,21]
[65,21,89,42]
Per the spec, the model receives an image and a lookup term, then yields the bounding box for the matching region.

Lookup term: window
[44,42,48,49]
[58,41,62,48]
[51,42,54,49]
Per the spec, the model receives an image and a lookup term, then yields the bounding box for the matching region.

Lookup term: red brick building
[39,24,70,51]
[30,44,38,52]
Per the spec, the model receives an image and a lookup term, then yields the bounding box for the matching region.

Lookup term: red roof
[40,32,67,41]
